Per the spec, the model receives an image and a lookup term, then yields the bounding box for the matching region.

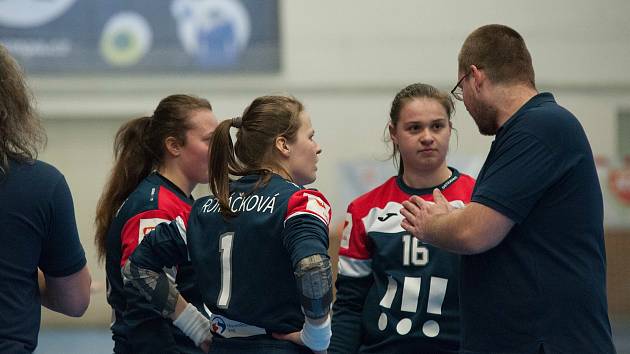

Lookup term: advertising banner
[0,0,279,73]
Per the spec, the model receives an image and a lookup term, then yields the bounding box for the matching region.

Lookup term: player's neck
[157,166,194,197]
[401,165,452,190]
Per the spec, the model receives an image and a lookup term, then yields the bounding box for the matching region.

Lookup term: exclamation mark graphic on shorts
[377,276,397,331]
[423,276,448,337]
[397,276,421,335]
[377,276,422,335]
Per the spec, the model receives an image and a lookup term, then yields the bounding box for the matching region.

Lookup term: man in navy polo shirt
[400,24,616,354]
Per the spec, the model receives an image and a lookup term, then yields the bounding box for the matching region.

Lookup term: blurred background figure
[0,44,91,354]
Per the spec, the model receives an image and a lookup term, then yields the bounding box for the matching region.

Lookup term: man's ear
[275,136,290,158]
[470,65,485,91]
[164,136,182,157]
[388,123,398,145]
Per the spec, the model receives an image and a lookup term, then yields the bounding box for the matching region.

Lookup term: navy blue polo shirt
[0,159,86,353]
[462,93,615,354]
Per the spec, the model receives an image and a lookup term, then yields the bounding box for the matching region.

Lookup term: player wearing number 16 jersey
[330,83,475,354]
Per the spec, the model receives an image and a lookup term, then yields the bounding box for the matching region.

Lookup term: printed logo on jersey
[211,316,227,334]
[340,212,352,249]
[287,191,331,226]
[305,192,331,225]
[138,218,169,243]
[377,213,397,222]
[204,304,266,338]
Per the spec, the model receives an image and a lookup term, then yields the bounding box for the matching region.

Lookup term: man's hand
[400,189,453,243]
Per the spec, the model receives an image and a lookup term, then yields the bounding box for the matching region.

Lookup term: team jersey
[129,173,331,339]
[330,168,475,354]
[105,172,202,353]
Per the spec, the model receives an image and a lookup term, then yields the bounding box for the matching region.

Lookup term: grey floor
[33,320,630,354]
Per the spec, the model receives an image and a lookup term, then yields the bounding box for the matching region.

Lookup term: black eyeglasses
[450,72,470,101]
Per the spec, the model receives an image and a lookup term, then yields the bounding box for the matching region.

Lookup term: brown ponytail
[208,118,239,217]
[209,95,303,218]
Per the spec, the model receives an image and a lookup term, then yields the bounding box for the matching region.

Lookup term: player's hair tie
[231,116,242,128]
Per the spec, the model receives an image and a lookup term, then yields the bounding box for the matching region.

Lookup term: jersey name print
[185,174,331,334]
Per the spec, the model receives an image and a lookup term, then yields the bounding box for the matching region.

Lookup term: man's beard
[470,101,499,136]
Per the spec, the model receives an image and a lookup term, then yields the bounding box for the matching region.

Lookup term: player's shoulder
[348,176,399,216]
[270,175,303,194]
[116,175,186,221]
[286,188,331,226]
[453,171,476,187]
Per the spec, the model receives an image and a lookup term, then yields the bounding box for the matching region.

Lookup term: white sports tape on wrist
[299,316,332,352]
[173,303,211,346]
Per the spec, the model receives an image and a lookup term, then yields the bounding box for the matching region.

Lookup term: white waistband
[204,304,267,338]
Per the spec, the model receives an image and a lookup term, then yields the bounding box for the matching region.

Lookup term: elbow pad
[294,254,333,319]
[122,260,179,318]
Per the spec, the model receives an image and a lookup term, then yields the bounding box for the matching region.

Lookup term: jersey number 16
[402,234,428,266]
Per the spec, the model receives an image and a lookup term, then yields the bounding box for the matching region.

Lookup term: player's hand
[272,332,327,354]
[272,331,303,346]
[199,339,211,353]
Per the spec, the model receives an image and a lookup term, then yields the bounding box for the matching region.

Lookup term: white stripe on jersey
[174,216,188,244]
[362,200,466,235]
[173,216,191,261]
[338,255,373,277]
[285,211,328,227]
[362,201,405,234]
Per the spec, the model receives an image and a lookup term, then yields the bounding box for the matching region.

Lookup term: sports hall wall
[25,0,629,326]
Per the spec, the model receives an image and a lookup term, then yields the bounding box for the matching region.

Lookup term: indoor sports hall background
[1,0,628,352]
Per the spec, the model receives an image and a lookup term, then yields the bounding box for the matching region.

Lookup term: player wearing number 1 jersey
[124,95,334,353]
[330,83,475,353]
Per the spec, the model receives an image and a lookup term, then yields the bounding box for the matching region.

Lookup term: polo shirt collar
[496,92,555,138]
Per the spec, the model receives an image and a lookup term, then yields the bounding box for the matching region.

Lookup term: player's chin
[303,172,317,186]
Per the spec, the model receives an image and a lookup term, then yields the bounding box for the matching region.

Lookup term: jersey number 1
[218,232,234,308]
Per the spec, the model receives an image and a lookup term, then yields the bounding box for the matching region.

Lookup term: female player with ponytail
[95,94,218,354]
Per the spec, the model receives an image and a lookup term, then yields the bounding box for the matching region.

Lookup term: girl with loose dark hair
[123,95,334,353]
[95,94,217,354]
[330,83,475,353]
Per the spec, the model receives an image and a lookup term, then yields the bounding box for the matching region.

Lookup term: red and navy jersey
[105,172,200,353]
[129,173,331,337]
[330,168,475,354]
